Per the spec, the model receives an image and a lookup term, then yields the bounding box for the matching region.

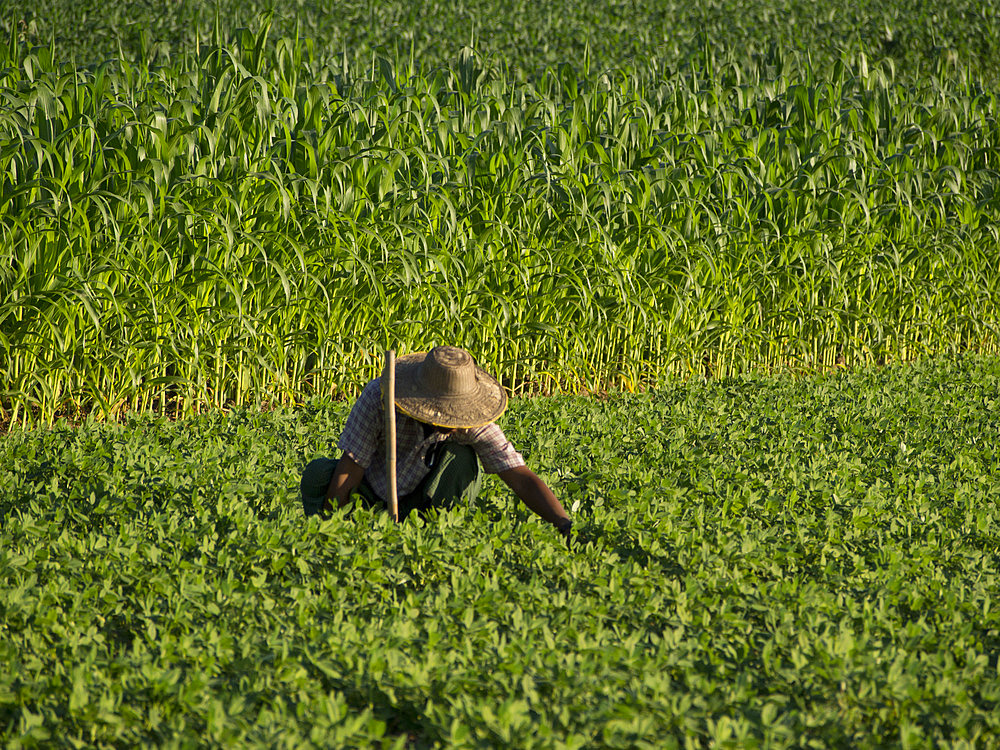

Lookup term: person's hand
[555,518,573,548]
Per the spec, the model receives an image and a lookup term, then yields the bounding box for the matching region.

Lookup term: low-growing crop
[2,357,999,747]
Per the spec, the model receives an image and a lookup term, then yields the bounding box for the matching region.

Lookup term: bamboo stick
[384,349,399,522]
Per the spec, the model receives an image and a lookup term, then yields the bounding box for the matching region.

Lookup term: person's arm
[323,453,366,512]
[327,379,383,514]
[498,465,572,538]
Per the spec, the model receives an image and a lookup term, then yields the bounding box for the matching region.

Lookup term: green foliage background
[1,0,1000,423]
[3,358,1000,747]
[8,0,1000,81]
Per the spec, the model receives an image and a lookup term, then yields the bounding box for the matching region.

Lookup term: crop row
[3,25,999,424]
[2,356,999,746]
[10,0,1000,82]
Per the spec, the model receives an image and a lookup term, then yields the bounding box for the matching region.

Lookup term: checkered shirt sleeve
[452,423,526,474]
[337,379,383,470]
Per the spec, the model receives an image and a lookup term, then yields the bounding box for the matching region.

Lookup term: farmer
[300,346,573,542]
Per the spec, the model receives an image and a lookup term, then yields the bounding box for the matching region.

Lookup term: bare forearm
[500,466,569,525]
[325,453,365,510]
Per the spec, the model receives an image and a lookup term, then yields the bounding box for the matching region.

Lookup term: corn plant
[2,22,999,425]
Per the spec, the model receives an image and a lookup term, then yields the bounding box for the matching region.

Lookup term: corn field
[2,13,999,425]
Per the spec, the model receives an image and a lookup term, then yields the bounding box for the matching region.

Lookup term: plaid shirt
[338,378,525,501]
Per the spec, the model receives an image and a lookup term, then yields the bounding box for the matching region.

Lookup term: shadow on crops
[0,494,25,529]
[0,457,59,528]
[582,525,686,578]
[298,650,445,749]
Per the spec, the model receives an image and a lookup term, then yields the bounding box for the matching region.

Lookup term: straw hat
[385,346,507,428]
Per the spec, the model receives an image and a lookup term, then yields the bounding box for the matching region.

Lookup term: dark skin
[322,427,571,528]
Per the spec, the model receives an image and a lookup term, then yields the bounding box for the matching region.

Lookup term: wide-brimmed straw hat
[385,346,507,428]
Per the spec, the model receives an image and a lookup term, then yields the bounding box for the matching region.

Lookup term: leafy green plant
[2,357,999,747]
[2,19,999,425]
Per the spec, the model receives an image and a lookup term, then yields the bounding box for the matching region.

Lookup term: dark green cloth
[300,443,482,520]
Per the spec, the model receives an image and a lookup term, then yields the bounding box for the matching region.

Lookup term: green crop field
[2,0,1000,747]
[2,0,999,424]
[3,357,1000,747]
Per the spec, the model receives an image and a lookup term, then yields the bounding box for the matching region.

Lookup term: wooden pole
[384,349,398,522]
